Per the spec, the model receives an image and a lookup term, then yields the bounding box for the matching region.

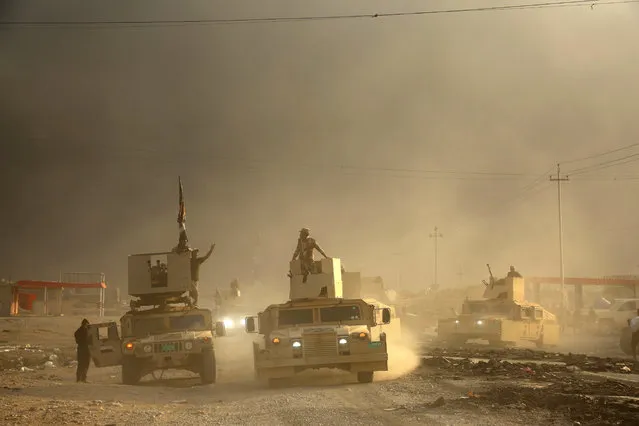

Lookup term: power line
[560,142,639,166]
[567,152,639,176]
[1,1,636,29]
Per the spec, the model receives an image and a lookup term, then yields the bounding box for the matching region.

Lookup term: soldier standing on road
[190,244,216,306]
[74,318,90,383]
[291,228,328,282]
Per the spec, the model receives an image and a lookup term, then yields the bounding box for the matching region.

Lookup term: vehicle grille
[302,332,337,358]
[153,341,183,353]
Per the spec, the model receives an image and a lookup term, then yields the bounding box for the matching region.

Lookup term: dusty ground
[1,317,638,425]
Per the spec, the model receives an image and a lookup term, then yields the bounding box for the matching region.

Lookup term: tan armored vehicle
[437,266,560,348]
[244,258,395,385]
[86,251,225,385]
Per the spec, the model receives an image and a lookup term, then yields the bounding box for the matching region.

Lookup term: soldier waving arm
[199,243,216,264]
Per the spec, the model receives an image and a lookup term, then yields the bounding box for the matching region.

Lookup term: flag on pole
[176,176,189,251]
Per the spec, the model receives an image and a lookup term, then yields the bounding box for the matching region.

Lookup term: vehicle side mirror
[215,321,227,337]
[245,316,257,333]
[381,308,391,324]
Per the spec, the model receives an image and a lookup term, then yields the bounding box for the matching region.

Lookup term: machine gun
[482,263,495,287]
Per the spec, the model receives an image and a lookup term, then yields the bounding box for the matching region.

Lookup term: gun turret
[486,264,495,286]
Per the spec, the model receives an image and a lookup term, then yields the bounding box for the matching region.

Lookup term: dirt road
[1,318,638,425]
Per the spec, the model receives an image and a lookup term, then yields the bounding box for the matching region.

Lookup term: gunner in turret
[291,228,328,282]
[507,266,523,278]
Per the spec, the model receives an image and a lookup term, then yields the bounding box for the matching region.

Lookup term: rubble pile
[0,344,76,371]
[485,380,639,426]
[421,356,567,378]
[423,347,637,374]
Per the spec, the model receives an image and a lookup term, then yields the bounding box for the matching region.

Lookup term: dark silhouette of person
[74,318,90,383]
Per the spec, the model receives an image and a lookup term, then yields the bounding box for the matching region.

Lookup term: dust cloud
[376,330,422,381]
[2,1,639,292]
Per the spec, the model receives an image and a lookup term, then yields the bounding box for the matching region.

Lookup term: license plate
[160,343,177,352]
[368,342,382,348]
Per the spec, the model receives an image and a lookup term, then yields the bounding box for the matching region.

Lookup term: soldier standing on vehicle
[230,278,241,298]
[190,244,216,306]
[629,309,639,361]
[291,228,328,282]
[74,318,90,383]
[506,266,522,278]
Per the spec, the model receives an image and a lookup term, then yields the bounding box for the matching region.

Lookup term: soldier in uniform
[74,318,91,383]
[507,265,522,278]
[190,244,216,306]
[291,228,328,282]
[230,278,241,298]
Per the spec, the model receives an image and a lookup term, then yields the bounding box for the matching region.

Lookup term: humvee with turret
[244,258,396,386]
[437,265,560,348]
[86,251,226,385]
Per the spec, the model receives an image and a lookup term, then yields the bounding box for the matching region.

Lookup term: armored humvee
[437,267,560,348]
[244,257,395,386]
[86,250,226,385]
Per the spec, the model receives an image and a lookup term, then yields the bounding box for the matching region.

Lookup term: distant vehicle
[596,298,639,333]
[244,257,396,386]
[437,264,560,348]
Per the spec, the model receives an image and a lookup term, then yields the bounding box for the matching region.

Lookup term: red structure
[527,276,639,311]
[11,279,107,317]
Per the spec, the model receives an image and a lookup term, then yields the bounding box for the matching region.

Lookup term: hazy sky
[1,0,639,298]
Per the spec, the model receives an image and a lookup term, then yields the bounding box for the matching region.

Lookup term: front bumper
[255,351,388,369]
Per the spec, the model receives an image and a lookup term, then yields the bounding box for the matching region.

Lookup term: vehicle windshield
[320,305,361,322]
[169,315,208,331]
[133,314,209,336]
[133,317,166,336]
[278,309,313,326]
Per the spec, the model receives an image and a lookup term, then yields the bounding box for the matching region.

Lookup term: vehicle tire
[357,371,374,383]
[200,349,217,384]
[620,327,633,356]
[122,357,141,385]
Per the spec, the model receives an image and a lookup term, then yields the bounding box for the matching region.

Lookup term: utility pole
[457,268,464,287]
[550,164,569,319]
[429,227,443,290]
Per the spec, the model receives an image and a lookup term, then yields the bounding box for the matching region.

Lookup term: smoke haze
[1,1,639,297]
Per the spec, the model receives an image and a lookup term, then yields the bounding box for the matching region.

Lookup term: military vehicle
[213,281,265,336]
[86,251,226,385]
[244,257,396,385]
[437,265,560,348]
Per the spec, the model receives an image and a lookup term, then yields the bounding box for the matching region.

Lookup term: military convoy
[437,265,560,348]
[86,250,226,385]
[244,257,398,386]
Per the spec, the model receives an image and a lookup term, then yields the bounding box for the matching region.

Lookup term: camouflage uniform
[291,228,328,282]
[190,244,215,306]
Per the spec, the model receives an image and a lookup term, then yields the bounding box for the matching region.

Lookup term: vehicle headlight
[223,318,234,328]
[476,320,484,325]
[272,337,281,344]
[455,320,460,324]
[185,341,193,350]
[143,344,152,353]
[240,318,246,326]
[292,340,302,349]
[125,342,135,351]
[338,338,348,345]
